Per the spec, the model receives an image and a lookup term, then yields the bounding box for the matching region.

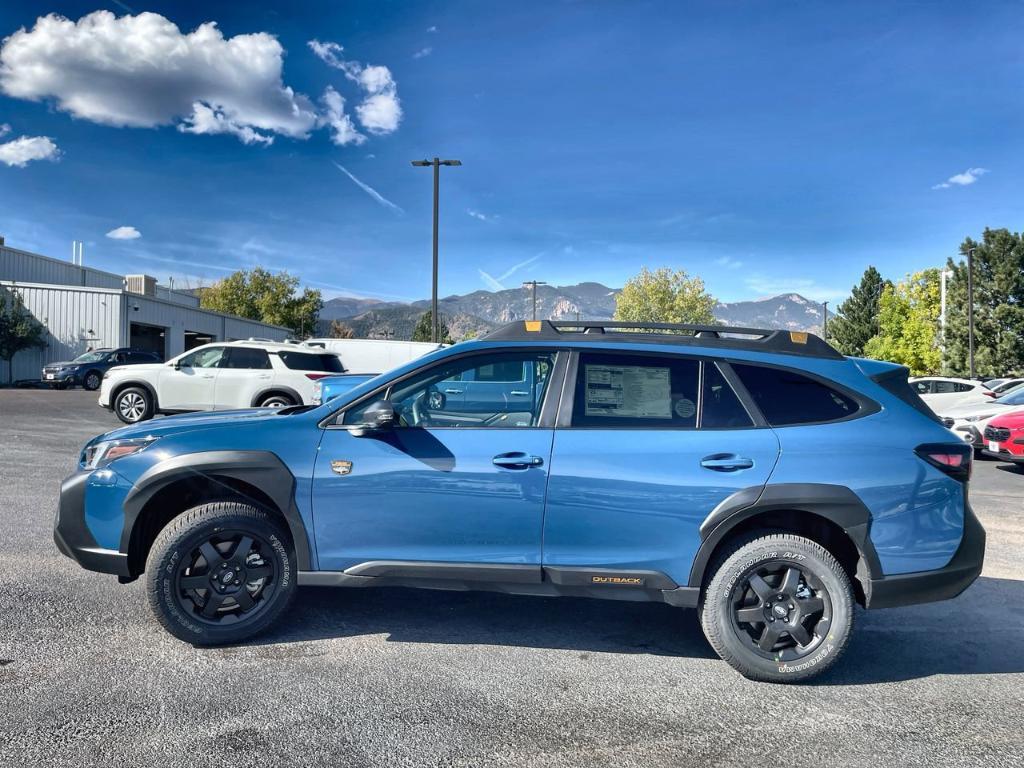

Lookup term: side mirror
[349,400,398,437]
[170,360,182,370]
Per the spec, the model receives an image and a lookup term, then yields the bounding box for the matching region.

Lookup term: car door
[159,346,225,410]
[311,349,563,573]
[214,347,273,409]
[542,351,780,586]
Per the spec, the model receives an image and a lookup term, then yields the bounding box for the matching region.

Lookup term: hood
[96,407,282,442]
[107,362,166,375]
[46,360,79,368]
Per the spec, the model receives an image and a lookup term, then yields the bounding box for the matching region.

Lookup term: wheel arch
[250,386,303,408]
[120,450,312,577]
[111,379,160,410]
[689,483,883,607]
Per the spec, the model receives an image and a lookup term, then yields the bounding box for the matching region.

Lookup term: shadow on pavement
[244,575,1023,683]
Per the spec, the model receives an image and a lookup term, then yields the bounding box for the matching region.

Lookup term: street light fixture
[412,157,462,343]
[522,280,547,321]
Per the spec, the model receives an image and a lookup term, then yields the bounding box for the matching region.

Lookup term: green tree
[827,266,890,356]
[411,310,453,344]
[200,267,323,338]
[863,269,942,376]
[0,286,47,385]
[943,229,1024,377]
[613,267,717,324]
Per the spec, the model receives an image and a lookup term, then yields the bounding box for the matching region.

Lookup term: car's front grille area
[984,426,1011,442]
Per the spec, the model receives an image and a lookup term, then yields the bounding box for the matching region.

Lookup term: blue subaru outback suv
[54,321,984,682]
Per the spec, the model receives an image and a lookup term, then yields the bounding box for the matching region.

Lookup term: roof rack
[481,320,843,360]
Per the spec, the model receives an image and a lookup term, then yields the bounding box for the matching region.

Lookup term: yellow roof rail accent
[790,331,808,344]
[524,320,542,332]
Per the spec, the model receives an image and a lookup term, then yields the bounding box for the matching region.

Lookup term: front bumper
[42,369,77,385]
[982,448,1024,463]
[867,502,985,609]
[53,470,130,577]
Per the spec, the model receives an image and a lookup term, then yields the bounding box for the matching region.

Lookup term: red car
[982,411,1024,463]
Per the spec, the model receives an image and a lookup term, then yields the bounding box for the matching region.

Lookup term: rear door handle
[700,454,754,472]
[444,388,463,394]
[510,390,529,396]
[493,452,544,469]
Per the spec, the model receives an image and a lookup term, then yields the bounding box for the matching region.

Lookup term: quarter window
[732,363,859,425]
[278,351,344,373]
[223,347,272,370]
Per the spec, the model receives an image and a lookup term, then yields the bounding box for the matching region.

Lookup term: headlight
[964,414,995,423]
[81,437,158,469]
[312,380,323,405]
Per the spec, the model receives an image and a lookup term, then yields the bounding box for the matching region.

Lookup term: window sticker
[674,397,696,419]
[584,365,672,418]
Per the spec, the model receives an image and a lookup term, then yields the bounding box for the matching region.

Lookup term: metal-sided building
[1,242,290,383]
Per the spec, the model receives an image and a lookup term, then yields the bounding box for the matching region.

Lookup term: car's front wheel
[113,386,154,424]
[82,370,102,391]
[145,502,296,645]
[700,533,854,683]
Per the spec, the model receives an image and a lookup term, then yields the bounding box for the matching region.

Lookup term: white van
[302,338,445,374]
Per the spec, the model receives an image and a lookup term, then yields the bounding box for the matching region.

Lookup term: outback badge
[591,575,645,586]
[331,460,353,476]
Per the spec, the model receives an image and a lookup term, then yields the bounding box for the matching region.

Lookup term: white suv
[99,340,343,424]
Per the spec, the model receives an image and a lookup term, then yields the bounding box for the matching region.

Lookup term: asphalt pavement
[1,388,1022,767]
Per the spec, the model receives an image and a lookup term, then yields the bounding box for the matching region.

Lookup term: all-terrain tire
[700,533,854,683]
[145,502,296,645]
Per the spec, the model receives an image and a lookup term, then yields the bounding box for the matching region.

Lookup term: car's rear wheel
[258,393,295,408]
[82,370,102,391]
[146,502,296,645]
[114,386,154,424]
[700,533,854,683]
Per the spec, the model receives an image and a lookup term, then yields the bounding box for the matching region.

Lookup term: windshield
[994,388,1024,406]
[72,351,109,363]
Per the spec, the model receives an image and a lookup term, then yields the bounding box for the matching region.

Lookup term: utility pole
[411,157,462,343]
[522,280,547,321]
[940,267,954,374]
[966,247,976,379]
[822,301,829,340]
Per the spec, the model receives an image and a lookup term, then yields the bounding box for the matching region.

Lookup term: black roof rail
[481,320,844,360]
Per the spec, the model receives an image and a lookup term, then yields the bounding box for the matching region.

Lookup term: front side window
[732,363,859,426]
[345,352,555,428]
[572,352,699,428]
[179,347,225,369]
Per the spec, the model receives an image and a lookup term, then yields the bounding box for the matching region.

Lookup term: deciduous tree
[200,267,323,338]
[863,269,942,376]
[0,286,47,384]
[613,267,717,325]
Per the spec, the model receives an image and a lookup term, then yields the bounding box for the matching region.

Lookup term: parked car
[990,378,1024,395]
[311,373,379,405]
[56,320,984,683]
[98,340,344,424]
[42,348,161,391]
[303,338,445,374]
[982,378,1009,390]
[939,386,1024,449]
[910,376,994,411]
[982,411,1024,464]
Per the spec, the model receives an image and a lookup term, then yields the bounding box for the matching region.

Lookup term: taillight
[915,443,972,482]
[305,373,331,380]
[983,391,996,398]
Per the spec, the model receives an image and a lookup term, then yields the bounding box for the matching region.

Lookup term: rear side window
[572,352,700,428]
[912,380,932,395]
[732,363,859,426]
[224,347,272,370]
[278,351,344,373]
[474,360,526,382]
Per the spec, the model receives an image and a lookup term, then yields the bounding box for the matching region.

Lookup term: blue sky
[1,1,1021,304]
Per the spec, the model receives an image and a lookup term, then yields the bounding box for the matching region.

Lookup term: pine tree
[411,310,453,344]
[943,229,1024,377]
[827,266,889,356]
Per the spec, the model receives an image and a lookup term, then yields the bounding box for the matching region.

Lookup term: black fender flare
[121,450,312,570]
[250,385,304,407]
[688,483,883,591]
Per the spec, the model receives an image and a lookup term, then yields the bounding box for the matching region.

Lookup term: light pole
[411,157,462,343]
[822,301,829,340]
[966,247,976,379]
[522,280,547,321]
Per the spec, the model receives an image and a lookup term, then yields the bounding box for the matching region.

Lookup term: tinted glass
[224,347,272,370]
[702,363,754,428]
[73,350,108,364]
[345,352,555,428]
[572,352,699,428]
[954,382,974,393]
[278,351,344,372]
[180,347,225,369]
[933,381,957,394]
[732,364,859,425]
[474,360,526,382]
[912,381,931,395]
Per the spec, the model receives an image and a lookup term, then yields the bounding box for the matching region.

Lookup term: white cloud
[413,47,433,59]
[308,39,402,135]
[0,135,60,167]
[0,11,319,145]
[332,162,403,213]
[106,225,141,240]
[0,123,9,137]
[714,255,743,269]
[318,86,365,146]
[427,25,438,33]
[466,208,497,222]
[478,253,542,290]
[933,167,989,190]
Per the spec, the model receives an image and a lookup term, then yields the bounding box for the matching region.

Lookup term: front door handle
[493,452,544,469]
[444,388,463,394]
[700,454,754,472]
[510,390,529,396]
